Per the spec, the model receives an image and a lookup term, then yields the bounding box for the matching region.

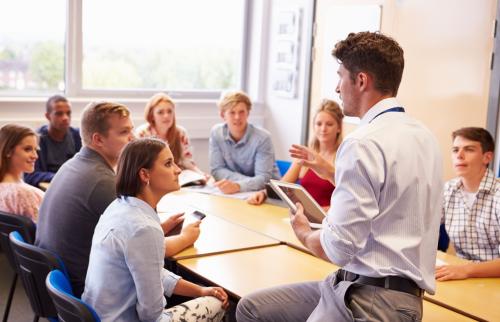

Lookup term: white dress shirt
[320,97,443,294]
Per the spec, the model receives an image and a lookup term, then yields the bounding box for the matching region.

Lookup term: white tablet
[269,179,326,227]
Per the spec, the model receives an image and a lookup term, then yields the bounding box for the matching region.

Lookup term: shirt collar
[223,123,253,145]
[453,168,496,193]
[360,97,402,126]
[119,196,160,223]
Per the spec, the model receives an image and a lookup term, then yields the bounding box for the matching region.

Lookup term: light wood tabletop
[161,191,500,321]
[424,252,500,322]
[38,182,50,191]
[158,190,305,250]
[178,245,336,297]
[178,245,475,322]
[163,210,280,261]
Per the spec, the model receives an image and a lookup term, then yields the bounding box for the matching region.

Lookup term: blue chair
[9,231,68,322]
[437,223,450,252]
[0,211,36,322]
[46,270,100,322]
[276,160,292,177]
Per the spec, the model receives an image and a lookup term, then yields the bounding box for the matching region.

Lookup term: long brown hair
[0,124,37,181]
[309,99,344,153]
[144,93,182,163]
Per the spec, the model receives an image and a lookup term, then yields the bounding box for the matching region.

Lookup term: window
[0,0,66,96]
[0,0,247,98]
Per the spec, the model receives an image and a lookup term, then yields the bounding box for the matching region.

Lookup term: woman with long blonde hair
[247,99,343,208]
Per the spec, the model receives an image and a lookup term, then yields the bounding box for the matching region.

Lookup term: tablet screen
[269,180,326,224]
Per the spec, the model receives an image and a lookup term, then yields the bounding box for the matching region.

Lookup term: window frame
[65,0,250,100]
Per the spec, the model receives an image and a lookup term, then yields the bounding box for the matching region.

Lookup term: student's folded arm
[320,139,383,266]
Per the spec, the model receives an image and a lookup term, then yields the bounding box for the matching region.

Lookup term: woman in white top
[83,138,227,322]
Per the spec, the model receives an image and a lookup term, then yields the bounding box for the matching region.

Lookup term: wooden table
[38,182,50,191]
[424,252,500,321]
[162,211,280,260]
[170,215,280,260]
[159,190,305,250]
[162,191,500,321]
[178,245,475,322]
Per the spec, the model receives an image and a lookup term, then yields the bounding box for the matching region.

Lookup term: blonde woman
[0,124,44,220]
[247,99,343,208]
[135,93,206,176]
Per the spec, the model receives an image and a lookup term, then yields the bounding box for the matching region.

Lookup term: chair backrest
[0,211,36,271]
[46,270,100,322]
[276,160,292,177]
[9,231,68,319]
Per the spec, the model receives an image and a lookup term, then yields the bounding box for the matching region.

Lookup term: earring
[146,180,150,186]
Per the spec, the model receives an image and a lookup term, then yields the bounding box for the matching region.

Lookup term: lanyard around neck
[370,107,405,123]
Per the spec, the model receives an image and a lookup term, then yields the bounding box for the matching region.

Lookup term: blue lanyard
[370,107,405,123]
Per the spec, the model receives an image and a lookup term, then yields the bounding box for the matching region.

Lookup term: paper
[435,258,448,266]
[183,185,256,200]
[179,169,206,187]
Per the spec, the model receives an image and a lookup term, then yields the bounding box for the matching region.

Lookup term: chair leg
[2,273,17,322]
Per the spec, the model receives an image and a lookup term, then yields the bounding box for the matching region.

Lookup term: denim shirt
[82,197,180,322]
[209,123,280,192]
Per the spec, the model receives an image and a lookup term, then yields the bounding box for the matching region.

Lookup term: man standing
[24,95,82,187]
[436,127,500,281]
[35,101,134,297]
[237,32,443,321]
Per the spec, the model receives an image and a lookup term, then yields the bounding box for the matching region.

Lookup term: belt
[335,269,424,298]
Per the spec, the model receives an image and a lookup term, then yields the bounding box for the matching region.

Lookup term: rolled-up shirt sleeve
[320,138,384,266]
[161,269,181,298]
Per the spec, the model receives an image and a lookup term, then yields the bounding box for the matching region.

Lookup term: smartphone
[191,210,206,221]
[167,211,206,236]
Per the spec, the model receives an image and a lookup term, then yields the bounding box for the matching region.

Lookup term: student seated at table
[209,91,279,194]
[83,138,227,322]
[134,93,207,177]
[247,99,343,208]
[0,124,44,221]
[436,127,500,281]
[24,95,82,187]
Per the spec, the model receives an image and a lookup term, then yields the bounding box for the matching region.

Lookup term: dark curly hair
[332,32,404,96]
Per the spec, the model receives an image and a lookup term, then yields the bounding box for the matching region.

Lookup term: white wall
[310,0,497,180]
[262,0,314,161]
